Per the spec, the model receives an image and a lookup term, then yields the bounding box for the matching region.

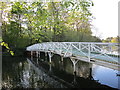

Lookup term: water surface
[2,54,120,89]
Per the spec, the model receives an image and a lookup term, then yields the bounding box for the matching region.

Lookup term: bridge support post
[61,56,63,62]
[31,51,33,60]
[72,71,77,85]
[38,51,40,58]
[31,51,33,56]
[70,57,79,74]
[73,62,76,74]
[36,51,39,57]
[45,52,48,61]
[48,52,53,63]
[37,58,39,64]
[45,52,47,57]
[49,63,52,72]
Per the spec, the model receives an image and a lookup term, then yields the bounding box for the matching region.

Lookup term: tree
[1,1,102,56]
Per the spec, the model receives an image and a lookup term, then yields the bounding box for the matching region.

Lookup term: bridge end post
[88,44,91,62]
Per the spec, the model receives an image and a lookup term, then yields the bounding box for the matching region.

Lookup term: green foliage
[1,1,102,56]
[102,36,120,43]
[0,42,14,56]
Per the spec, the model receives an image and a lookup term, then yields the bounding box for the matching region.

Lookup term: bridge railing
[26,42,119,63]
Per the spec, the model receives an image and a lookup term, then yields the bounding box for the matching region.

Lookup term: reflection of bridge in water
[26,42,120,71]
[27,58,69,88]
[27,57,115,88]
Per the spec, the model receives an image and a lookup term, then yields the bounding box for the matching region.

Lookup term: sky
[91,0,119,39]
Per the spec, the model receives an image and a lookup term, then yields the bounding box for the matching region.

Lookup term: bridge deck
[48,48,119,64]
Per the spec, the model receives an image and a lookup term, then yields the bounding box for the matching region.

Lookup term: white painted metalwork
[26,42,120,64]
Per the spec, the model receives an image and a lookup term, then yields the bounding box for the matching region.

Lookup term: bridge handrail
[26,42,119,64]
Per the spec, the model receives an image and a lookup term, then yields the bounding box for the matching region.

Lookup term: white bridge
[26,42,120,70]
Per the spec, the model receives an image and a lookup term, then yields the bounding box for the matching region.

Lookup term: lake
[2,52,120,89]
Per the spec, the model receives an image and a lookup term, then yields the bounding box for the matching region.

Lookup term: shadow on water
[2,54,120,89]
